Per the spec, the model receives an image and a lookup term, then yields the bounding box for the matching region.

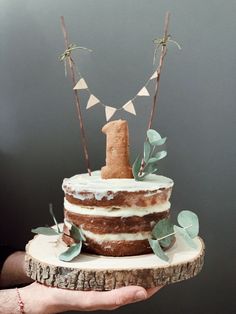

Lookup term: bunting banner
[73,78,88,90]
[137,86,150,96]
[86,94,100,109]
[150,71,158,80]
[73,69,160,121]
[105,106,117,121]
[122,101,136,115]
[61,27,181,122]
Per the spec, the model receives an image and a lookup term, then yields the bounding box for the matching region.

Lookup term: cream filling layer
[81,228,151,242]
[64,219,151,242]
[64,198,170,217]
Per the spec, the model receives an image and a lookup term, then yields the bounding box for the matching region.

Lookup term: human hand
[20,282,162,313]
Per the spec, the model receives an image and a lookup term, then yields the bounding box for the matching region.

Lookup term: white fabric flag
[123,101,136,115]
[105,106,117,121]
[150,71,158,80]
[73,78,88,90]
[86,94,100,109]
[137,86,149,96]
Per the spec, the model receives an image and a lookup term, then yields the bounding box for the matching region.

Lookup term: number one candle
[101,120,133,179]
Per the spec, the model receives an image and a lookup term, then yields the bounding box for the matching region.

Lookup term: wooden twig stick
[147,11,170,130]
[60,16,91,175]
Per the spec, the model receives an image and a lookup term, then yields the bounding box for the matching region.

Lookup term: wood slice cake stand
[25,232,205,291]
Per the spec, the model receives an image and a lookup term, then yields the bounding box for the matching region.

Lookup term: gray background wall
[0,0,235,313]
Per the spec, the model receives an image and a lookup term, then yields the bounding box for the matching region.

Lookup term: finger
[74,286,148,311]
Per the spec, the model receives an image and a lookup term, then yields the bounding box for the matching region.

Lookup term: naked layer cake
[62,170,174,256]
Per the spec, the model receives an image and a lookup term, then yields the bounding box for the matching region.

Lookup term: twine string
[59,44,92,77]
[153,35,181,65]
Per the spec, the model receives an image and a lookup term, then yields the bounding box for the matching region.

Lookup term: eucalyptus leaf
[147,157,159,164]
[49,203,61,234]
[177,210,199,238]
[152,218,174,248]
[31,227,59,236]
[155,150,167,161]
[148,239,169,262]
[155,137,167,146]
[70,223,86,242]
[147,129,162,145]
[174,225,197,249]
[144,163,158,175]
[144,141,151,163]
[59,242,82,262]
[132,155,145,181]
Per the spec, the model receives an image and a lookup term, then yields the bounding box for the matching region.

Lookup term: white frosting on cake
[62,170,174,200]
[64,220,150,242]
[81,229,151,242]
[64,198,170,217]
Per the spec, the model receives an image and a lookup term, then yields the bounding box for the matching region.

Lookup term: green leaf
[31,227,59,236]
[147,157,159,164]
[144,141,151,163]
[155,137,167,146]
[147,129,162,145]
[144,163,158,175]
[146,151,167,165]
[70,223,86,242]
[148,239,169,262]
[152,218,174,248]
[59,242,82,262]
[49,203,61,234]
[155,150,167,161]
[174,225,197,249]
[132,155,145,181]
[177,210,199,238]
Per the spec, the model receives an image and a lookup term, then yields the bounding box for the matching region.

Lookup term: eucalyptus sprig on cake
[31,204,85,262]
[132,129,167,181]
[59,222,85,262]
[149,210,199,262]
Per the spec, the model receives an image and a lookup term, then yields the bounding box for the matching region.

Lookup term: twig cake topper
[71,12,180,125]
[60,12,180,122]
[60,16,92,176]
[59,12,180,176]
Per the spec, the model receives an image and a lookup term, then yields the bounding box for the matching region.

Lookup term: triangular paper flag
[150,71,158,80]
[73,78,88,90]
[86,94,100,109]
[123,101,136,115]
[105,106,117,121]
[137,86,149,96]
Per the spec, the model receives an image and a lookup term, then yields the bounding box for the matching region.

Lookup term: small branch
[138,12,170,177]
[60,16,91,176]
[156,224,192,241]
[139,144,155,175]
[147,11,170,130]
